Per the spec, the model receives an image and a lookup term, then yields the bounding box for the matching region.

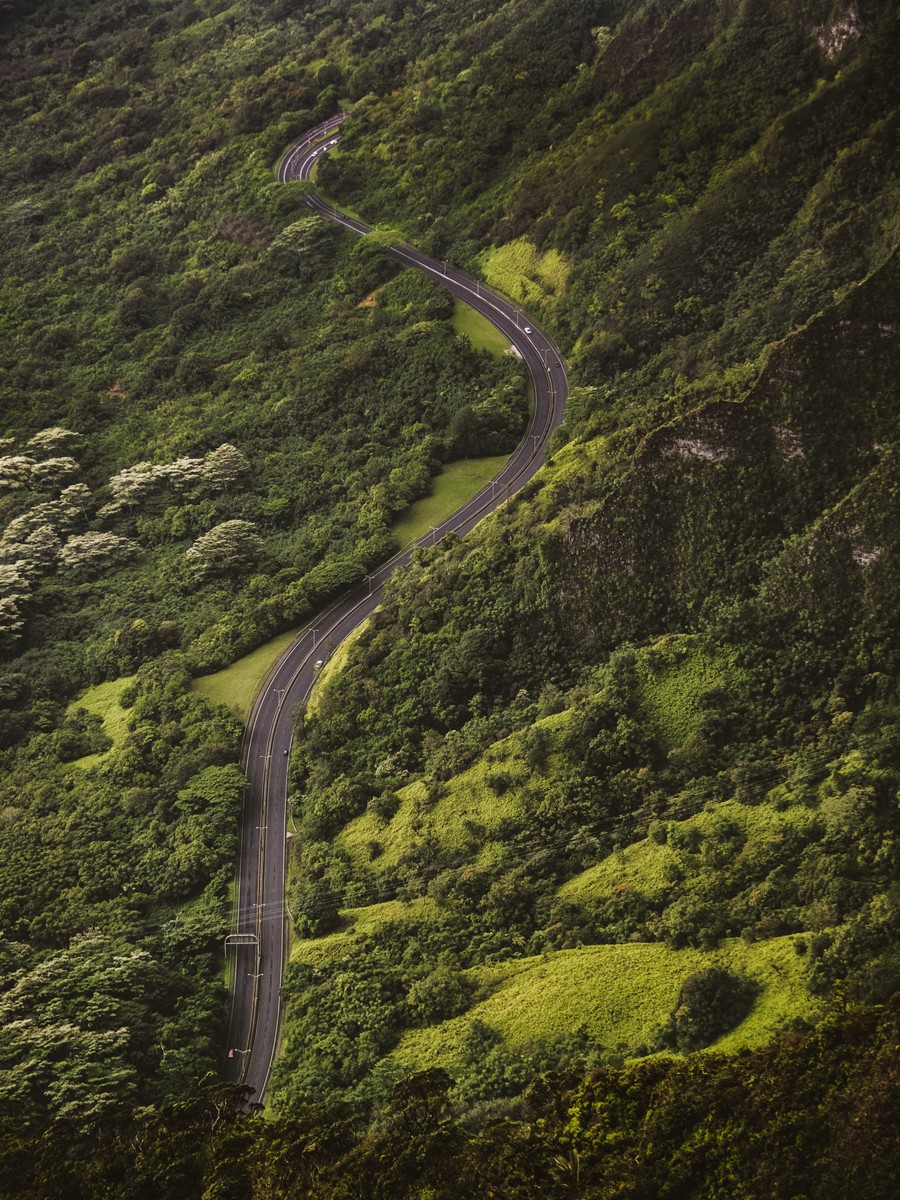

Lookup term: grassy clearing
[392,935,816,1073]
[192,628,299,720]
[450,299,510,356]
[67,675,136,770]
[338,710,573,871]
[291,898,435,967]
[637,634,740,750]
[178,4,240,41]
[477,237,571,308]
[337,771,523,874]
[391,455,509,548]
[560,798,820,905]
[306,621,369,718]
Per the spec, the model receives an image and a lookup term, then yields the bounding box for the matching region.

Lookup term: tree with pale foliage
[58,531,139,578]
[1,487,88,547]
[157,455,205,491]
[29,456,80,490]
[102,444,248,515]
[0,931,157,1127]
[106,462,163,511]
[59,483,90,517]
[0,558,34,645]
[25,426,82,456]
[0,594,26,643]
[0,525,60,575]
[0,456,35,491]
[185,519,262,579]
[0,561,29,597]
[199,443,249,491]
[0,528,62,645]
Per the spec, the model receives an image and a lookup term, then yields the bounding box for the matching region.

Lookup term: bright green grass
[192,456,511,722]
[560,798,819,905]
[392,935,816,1073]
[192,627,299,720]
[451,299,510,356]
[305,621,369,718]
[338,710,573,871]
[391,455,509,548]
[178,4,240,41]
[67,675,137,770]
[637,634,740,750]
[291,897,435,967]
[477,237,571,308]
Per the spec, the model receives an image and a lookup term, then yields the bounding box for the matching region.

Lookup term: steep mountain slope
[277,0,899,1117]
[0,0,897,1191]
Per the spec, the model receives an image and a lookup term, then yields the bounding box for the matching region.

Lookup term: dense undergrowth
[3,996,900,1198]
[0,0,527,1127]
[0,0,898,1193]
[279,0,900,1126]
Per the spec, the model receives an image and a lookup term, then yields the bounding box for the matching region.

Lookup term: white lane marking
[240,119,565,1094]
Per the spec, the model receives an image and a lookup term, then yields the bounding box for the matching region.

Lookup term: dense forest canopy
[0,0,897,1195]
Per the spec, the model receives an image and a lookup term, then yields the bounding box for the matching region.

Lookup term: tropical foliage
[0,0,897,1193]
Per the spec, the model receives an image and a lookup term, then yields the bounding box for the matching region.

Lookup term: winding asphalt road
[222,114,568,1102]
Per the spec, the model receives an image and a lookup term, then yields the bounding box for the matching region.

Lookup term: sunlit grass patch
[290,897,435,966]
[67,675,137,770]
[392,935,816,1073]
[478,237,571,308]
[192,628,299,720]
[177,4,241,42]
[391,455,509,548]
[306,622,368,718]
[338,710,573,871]
[450,299,510,356]
[560,798,820,905]
[338,768,528,873]
[637,633,742,750]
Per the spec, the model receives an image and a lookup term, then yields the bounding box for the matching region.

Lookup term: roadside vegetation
[0,0,528,1129]
[0,0,897,1194]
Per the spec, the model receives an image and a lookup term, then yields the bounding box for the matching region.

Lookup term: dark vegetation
[0,0,898,1193]
[2,996,900,1198]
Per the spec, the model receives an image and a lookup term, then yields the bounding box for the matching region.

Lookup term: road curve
[223,113,568,1102]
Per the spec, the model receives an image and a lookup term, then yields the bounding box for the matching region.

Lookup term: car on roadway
[523,325,532,333]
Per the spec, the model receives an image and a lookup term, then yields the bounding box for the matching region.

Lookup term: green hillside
[1,0,898,1195]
